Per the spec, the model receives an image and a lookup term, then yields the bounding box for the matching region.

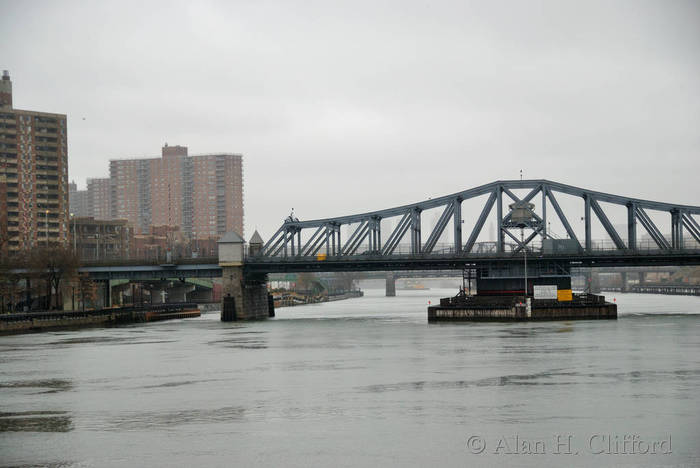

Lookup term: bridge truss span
[256,179,700,265]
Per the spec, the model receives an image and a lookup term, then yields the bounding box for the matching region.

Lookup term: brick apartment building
[87,177,111,219]
[110,144,244,238]
[69,180,89,217]
[0,70,69,254]
[69,177,113,220]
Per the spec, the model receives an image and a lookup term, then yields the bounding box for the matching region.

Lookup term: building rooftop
[218,231,245,244]
[109,152,242,162]
[249,230,264,245]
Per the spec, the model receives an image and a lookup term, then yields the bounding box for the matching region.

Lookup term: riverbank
[0,303,200,335]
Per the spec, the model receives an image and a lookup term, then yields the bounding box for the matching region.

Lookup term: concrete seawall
[0,304,200,335]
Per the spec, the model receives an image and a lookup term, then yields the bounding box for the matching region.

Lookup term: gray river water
[1,289,699,467]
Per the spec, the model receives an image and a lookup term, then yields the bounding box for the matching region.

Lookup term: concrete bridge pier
[583,270,601,294]
[590,271,601,294]
[219,232,271,321]
[620,271,629,292]
[167,283,195,303]
[386,273,396,297]
[151,288,166,304]
[94,280,112,308]
[111,282,132,306]
[188,286,214,303]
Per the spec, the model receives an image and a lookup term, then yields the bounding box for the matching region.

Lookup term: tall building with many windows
[0,70,69,253]
[69,180,89,217]
[110,144,243,237]
[86,177,111,220]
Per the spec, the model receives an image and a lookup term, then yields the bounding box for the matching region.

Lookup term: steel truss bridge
[248,179,700,273]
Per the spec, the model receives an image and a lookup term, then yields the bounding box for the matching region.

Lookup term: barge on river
[428,291,616,322]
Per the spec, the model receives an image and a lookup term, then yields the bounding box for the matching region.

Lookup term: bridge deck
[79,250,700,280]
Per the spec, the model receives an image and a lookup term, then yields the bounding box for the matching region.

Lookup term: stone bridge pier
[385,273,396,297]
[167,282,196,303]
[620,271,629,292]
[219,232,273,321]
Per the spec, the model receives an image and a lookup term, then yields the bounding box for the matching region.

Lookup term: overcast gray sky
[2,0,699,240]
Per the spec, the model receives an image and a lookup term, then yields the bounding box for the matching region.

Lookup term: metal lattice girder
[502,186,544,226]
[270,230,297,257]
[260,227,285,255]
[382,213,411,255]
[589,198,626,249]
[513,225,544,253]
[263,179,699,258]
[368,217,382,252]
[464,190,497,253]
[545,187,581,248]
[502,228,526,248]
[683,214,700,243]
[635,207,671,250]
[422,203,454,253]
[276,180,700,230]
[627,203,637,249]
[410,209,422,254]
[453,198,462,252]
[342,221,370,255]
[671,210,683,250]
[301,225,327,256]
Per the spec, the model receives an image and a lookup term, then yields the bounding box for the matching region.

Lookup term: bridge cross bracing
[258,180,700,260]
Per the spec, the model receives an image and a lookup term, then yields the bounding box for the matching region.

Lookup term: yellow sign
[557,289,573,302]
[316,253,327,261]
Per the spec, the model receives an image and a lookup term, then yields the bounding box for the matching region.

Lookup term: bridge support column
[219,232,271,321]
[167,283,195,303]
[620,271,629,293]
[386,273,396,297]
[221,266,270,320]
[95,280,112,308]
[590,271,601,294]
[188,287,213,303]
[150,288,166,304]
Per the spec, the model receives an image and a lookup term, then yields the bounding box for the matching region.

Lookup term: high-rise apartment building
[69,180,89,217]
[110,144,243,237]
[0,70,69,253]
[69,178,111,220]
[86,177,111,220]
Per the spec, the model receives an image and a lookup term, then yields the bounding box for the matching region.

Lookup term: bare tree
[75,272,98,311]
[28,246,80,310]
[0,251,23,313]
